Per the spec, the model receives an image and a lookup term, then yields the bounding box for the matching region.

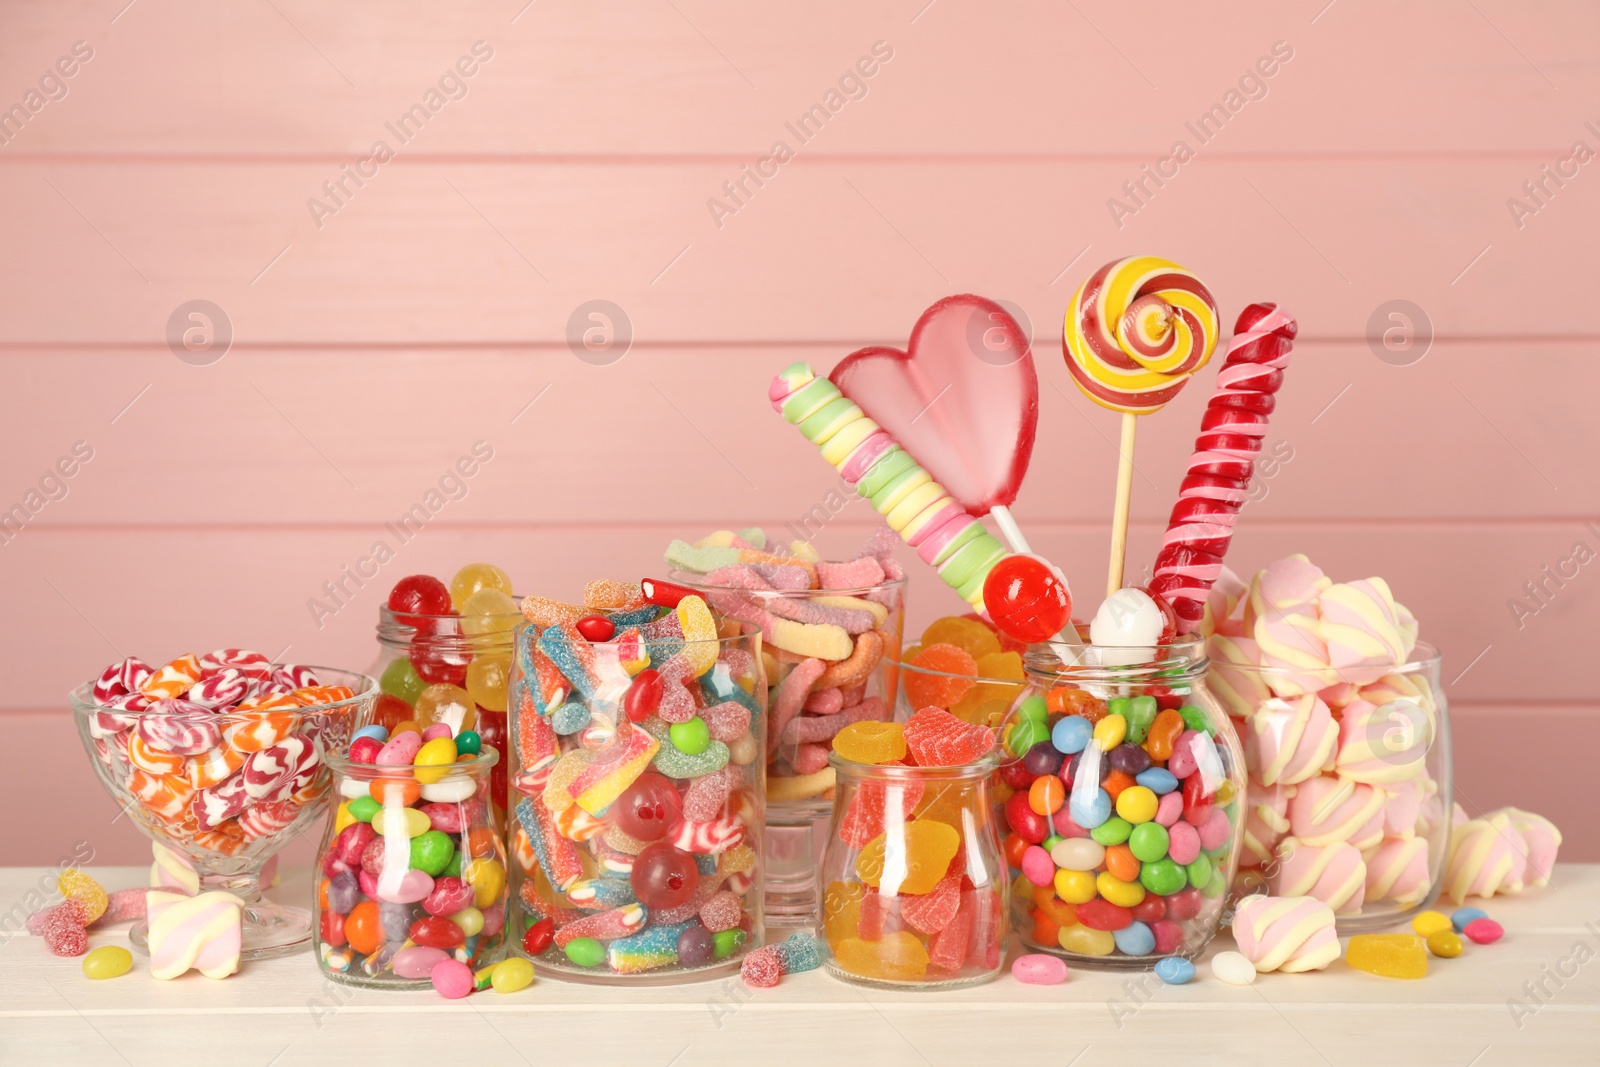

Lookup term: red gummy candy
[902,707,994,767]
[837,762,925,847]
[928,890,974,972]
[901,644,979,709]
[38,899,90,957]
[902,871,962,935]
[740,946,784,988]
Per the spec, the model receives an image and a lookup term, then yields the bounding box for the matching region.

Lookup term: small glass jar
[315,748,507,987]
[1001,637,1247,968]
[820,752,1006,989]
[1209,638,1451,932]
[369,602,523,829]
[673,570,905,925]
[507,616,766,983]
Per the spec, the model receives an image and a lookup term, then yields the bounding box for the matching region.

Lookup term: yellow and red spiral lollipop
[1064,255,1220,415]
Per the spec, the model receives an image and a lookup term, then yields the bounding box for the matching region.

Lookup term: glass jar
[314,748,506,987]
[1001,637,1246,968]
[507,616,766,982]
[673,570,905,925]
[369,602,523,830]
[1209,638,1451,932]
[820,752,1006,989]
[69,666,375,961]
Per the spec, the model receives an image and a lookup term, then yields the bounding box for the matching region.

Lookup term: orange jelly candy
[1145,708,1185,761]
[855,821,960,895]
[920,617,1001,661]
[834,721,908,765]
[835,930,930,982]
[902,644,979,710]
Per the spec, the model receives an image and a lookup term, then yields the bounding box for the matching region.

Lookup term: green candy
[409,830,455,876]
[1090,816,1132,847]
[654,739,729,779]
[1017,694,1049,723]
[1128,822,1170,863]
[454,730,482,756]
[1178,705,1213,736]
[347,796,381,823]
[1186,853,1213,890]
[379,658,425,705]
[565,937,605,967]
[1124,695,1158,745]
[442,850,463,880]
[669,717,711,756]
[1202,868,1228,899]
[1006,718,1050,758]
[1107,696,1130,720]
[713,929,747,960]
[1140,857,1187,896]
[1042,834,1064,853]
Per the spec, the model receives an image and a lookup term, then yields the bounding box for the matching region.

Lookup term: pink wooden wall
[3,0,1596,867]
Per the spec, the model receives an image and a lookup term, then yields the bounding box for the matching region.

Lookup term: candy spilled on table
[509,583,766,980]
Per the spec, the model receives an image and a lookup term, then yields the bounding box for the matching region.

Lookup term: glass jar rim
[898,655,1026,688]
[1024,634,1209,683]
[325,746,499,776]
[669,568,908,600]
[827,750,999,780]
[67,666,377,717]
[1208,638,1442,678]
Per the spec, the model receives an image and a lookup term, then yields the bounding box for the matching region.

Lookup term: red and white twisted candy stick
[1149,303,1298,633]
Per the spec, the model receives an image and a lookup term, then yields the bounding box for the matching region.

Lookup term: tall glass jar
[369,602,522,829]
[1209,638,1451,932]
[820,752,1006,989]
[1000,637,1246,968]
[315,748,507,987]
[673,571,905,926]
[508,615,766,983]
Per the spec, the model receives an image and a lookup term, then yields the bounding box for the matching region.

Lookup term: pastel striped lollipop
[770,363,1009,612]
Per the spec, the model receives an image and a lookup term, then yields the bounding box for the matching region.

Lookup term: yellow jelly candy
[823,881,865,948]
[463,858,507,909]
[491,956,535,993]
[1059,924,1116,956]
[920,616,1001,661]
[835,931,930,981]
[450,906,485,937]
[413,684,477,735]
[450,562,513,610]
[59,869,108,924]
[1093,713,1128,750]
[1096,872,1146,909]
[413,736,460,785]
[82,945,133,979]
[834,721,907,765]
[333,800,358,835]
[1054,869,1097,905]
[461,588,520,639]
[676,595,719,676]
[1346,934,1428,979]
[373,806,431,838]
[855,821,960,895]
[913,782,976,828]
[1426,930,1464,958]
[951,651,1025,722]
[1411,910,1453,938]
[465,655,511,713]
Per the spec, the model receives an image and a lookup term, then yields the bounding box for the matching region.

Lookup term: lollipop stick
[1106,412,1137,596]
[989,505,1033,556]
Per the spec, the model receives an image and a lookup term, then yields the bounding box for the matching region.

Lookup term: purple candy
[677,924,715,967]
[327,870,360,914]
[1108,743,1151,775]
[1023,741,1063,777]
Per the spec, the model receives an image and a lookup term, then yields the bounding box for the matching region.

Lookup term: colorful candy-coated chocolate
[1463,918,1503,945]
[1426,930,1464,958]
[1412,911,1452,937]
[1451,907,1487,932]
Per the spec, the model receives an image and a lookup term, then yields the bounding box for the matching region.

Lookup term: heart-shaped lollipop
[830,295,1038,516]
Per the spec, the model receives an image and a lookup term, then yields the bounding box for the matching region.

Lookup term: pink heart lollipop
[830,295,1038,516]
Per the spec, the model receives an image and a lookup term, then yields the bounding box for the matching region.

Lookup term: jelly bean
[1043,871,1087,908]
[422,875,475,917]
[348,796,381,823]
[1108,743,1151,775]
[421,777,477,804]
[353,724,389,745]
[373,807,430,839]
[565,937,606,967]
[1136,767,1179,794]
[327,871,360,914]
[575,614,616,643]
[1464,918,1504,945]
[82,945,133,979]
[1020,846,1055,887]
[1145,709,1184,761]
[1104,843,1141,883]
[1129,822,1170,863]
[1051,716,1093,755]
[490,956,535,993]
[1139,858,1187,897]
[1008,717,1051,756]
[1211,951,1257,985]
[1412,910,1453,938]
[1004,792,1049,844]
[1451,907,1487,932]
[1166,886,1202,922]
[431,957,476,998]
[421,723,453,742]
[370,776,422,807]
[1115,785,1159,824]
[321,908,346,948]
[1150,918,1184,956]
[411,915,467,949]
[413,736,460,785]
[1028,776,1065,816]
[1196,807,1231,851]
[350,737,383,764]
[523,918,554,955]
[1050,838,1105,871]
[1093,714,1127,750]
[1154,956,1194,984]
[623,669,664,724]
[410,831,455,876]
[1077,898,1133,931]
[394,946,450,979]
[1168,732,1202,780]
[463,858,506,909]
[345,901,382,955]
[1131,894,1166,923]
[1181,773,1214,826]
[454,730,482,756]
[1012,953,1069,985]
[1096,872,1145,909]
[1021,743,1063,780]
[1058,924,1115,956]
[450,906,485,938]
[713,929,746,959]
[1346,934,1428,978]
[1185,854,1213,891]
[669,717,711,757]
[1124,696,1158,745]
[1089,815,1131,846]
[1427,930,1464,958]
[377,731,423,767]
[1113,920,1156,956]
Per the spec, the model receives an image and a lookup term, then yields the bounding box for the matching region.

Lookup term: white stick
[989,504,1033,555]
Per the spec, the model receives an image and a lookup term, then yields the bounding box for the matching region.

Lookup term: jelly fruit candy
[983,555,1072,644]
[450,563,513,611]
[835,930,930,982]
[613,772,683,842]
[1346,933,1428,979]
[920,617,1000,662]
[389,575,452,617]
[950,650,1025,726]
[902,707,994,767]
[833,721,907,765]
[901,645,979,710]
[630,841,700,910]
[856,820,960,895]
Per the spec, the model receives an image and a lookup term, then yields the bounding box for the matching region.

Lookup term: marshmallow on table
[146,890,244,979]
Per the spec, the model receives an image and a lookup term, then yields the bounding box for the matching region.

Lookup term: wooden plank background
[2,0,1595,862]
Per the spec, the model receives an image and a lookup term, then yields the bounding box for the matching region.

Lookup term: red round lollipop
[983,555,1072,643]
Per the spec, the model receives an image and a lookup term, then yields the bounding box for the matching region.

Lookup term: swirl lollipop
[1063,256,1219,595]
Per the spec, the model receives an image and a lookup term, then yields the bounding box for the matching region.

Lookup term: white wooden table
[2,866,1595,1066]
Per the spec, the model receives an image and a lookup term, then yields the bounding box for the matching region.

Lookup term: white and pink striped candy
[242,736,319,800]
[137,700,222,756]
[93,656,153,703]
[238,800,299,840]
[193,776,250,830]
[670,814,745,854]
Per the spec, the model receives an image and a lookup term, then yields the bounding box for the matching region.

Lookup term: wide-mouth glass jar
[370,603,522,829]
[1000,637,1246,969]
[508,616,766,983]
[820,751,1006,990]
[673,569,905,925]
[69,667,375,961]
[1209,638,1451,932]
[315,748,506,987]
